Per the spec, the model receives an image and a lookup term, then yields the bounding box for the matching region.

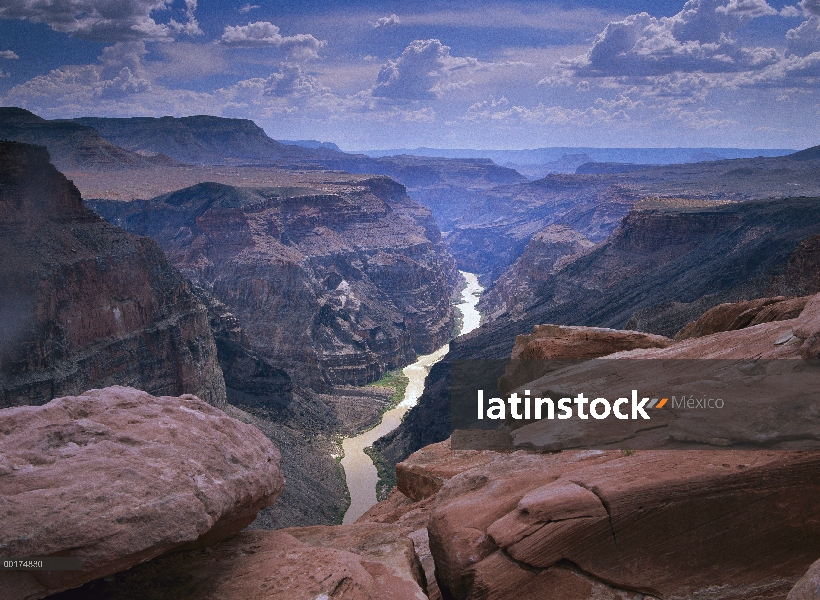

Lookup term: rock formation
[74,115,337,167]
[0,108,176,171]
[789,559,820,600]
[479,225,594,320]
[49,527,428,600]
[90,177,457,390]
[364,295,820,598]
[378,197,820,467]
[0,386,283,600]
[0,142,225,407]
[674,295,811,340]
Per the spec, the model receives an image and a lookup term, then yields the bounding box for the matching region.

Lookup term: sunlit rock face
[91,176,457,391]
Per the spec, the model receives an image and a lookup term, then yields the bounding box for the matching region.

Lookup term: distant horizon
[1,1,819,149]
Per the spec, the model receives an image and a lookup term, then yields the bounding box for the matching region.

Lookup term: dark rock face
[0,108,176,171]
[378,197,820,466]
[0,142,225,407]
[479,225,594,320]
[90,177,457,391]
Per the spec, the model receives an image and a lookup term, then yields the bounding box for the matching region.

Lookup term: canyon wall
[0,141,225,407]
[377,196,820,466]
[90,176,457,391]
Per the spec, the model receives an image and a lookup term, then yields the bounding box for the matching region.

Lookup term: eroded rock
[0,386,283,600]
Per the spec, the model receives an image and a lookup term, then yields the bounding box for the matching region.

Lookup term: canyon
[4,107,820,599]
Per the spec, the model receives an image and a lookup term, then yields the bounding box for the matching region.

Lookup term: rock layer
[90,177,456,390]
[479,225,594,319]
[0,386,284,600]
[378,197,820,466]
[0,142,225,407]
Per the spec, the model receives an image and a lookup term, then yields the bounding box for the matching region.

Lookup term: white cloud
[239,4,260,13]
[787,15,820,56]
[169,0,202,36]
[0,50,19,59]
[373,14,400,29]
[715,0,776,18]
[372,39,481,100]
[220,21,326,59]
[780,5,803,17]
[0,0,201,42]
[564,0,781,77]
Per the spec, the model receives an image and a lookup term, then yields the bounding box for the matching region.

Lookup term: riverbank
[340,271,483,524]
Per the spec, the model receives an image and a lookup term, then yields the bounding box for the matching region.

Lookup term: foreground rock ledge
[0,386,284,600]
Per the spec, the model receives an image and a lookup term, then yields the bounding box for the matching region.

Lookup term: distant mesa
[280,139,342,151]
[575,161,653,174]
[0,107,179,171]
[73,114,348,166]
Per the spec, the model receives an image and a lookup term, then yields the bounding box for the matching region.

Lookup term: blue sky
[0,0,818,149]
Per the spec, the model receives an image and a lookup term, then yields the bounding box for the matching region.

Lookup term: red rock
[0,386,283,600]
[500,325,672,394]
[48,528,428,600]
[396,441,501,502]
[674,295,811,340]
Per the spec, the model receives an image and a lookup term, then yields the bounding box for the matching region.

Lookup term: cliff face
[377,196,820,466]
[90,177,457,391]
[479,225,594,320]
[0,141,225,407]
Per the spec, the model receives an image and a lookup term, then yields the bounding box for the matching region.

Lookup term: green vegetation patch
[363,444,397,502]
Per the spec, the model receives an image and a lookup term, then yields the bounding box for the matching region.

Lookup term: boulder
[0,386,283,600]
[500,325,672,394]
[674,295,811,340]
[419,445,820,600]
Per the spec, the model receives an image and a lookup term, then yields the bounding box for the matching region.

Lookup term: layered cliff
[90,176,457,391]
[377,196,820,466]
[479,225,594,320]
[0,141,225,407]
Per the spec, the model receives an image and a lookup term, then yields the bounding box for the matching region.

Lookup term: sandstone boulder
[418,444,820,600]
[0,386,283,600]
[674,295,811,340]
[500,325,672,394]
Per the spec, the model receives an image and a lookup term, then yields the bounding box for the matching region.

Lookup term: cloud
[239,4,260,13]
[564,0,781,77]
[787,15,820,56]
[715,0,776,18]
[220,21,326,58]
[780,5,803,17]
[372,39,481,100]
[0,0,201,42]
[169,0,202,36]
[4,42,152,107]
[802,0,820,17]
[373,14,400,29]
[0,50,19,59]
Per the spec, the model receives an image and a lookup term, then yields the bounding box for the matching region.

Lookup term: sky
[0,0,818,150]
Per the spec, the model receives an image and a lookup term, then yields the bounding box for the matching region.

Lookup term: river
[340,271,483,524]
